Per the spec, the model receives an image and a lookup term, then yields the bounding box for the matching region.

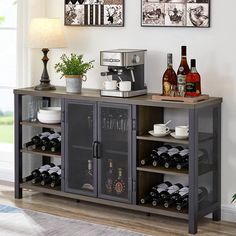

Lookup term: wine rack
[14,86,222,234]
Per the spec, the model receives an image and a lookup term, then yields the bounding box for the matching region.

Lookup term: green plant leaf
[231,194,236,203]
[54,53,94,77]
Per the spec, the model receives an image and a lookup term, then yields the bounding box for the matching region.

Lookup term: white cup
[117,81,131,92]
[103,80,117,90]
[175,126,189,136]
[154,124,170,134]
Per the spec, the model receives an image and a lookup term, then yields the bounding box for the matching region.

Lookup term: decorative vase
[65,75,87,93]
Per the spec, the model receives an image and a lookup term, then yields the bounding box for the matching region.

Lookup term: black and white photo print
[65,0,124,26]
[141,0,210,27]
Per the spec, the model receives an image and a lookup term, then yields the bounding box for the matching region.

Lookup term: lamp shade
[28,18,66,49]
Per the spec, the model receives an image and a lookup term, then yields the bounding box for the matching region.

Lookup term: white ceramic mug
[175,126,189,136]
[117,81,131,92]
[154,124,170,134]
[103,80,117,90]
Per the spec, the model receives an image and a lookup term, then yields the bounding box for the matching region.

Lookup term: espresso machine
[100,49,147,98]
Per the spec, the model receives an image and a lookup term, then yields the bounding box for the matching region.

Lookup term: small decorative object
[65,0,124,27]
[55,53,94,93]
[28,18,66,91]
[141,0,210,28]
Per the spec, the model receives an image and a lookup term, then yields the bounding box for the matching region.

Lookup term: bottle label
[179,187,189,196]
[48,133,60,140]
[105,178,113,193]
[48,166,60,174]
[157,149,168,156]
[157,183,169,189]
[186,82,196,92]
[179,66,184,72]
[168,148,179,156]
[168,185,181,194]
[177,74,186,85]
[39,165,52,172]
[114,181,125,194]
[158,146,169,152]
[57,169,61,176]
[156,187,166,193]
[163,81,171,96]
[180,149,189,156]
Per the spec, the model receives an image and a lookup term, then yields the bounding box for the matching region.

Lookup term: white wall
[27,0,236,220]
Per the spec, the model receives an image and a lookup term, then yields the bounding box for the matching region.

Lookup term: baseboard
[221,205,236,222]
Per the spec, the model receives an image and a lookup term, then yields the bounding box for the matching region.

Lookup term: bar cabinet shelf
[14,87,222,234]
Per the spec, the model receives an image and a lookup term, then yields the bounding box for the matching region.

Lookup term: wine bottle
[162,53,177,96]
[82,160,94,191]
[152,145,172,167]
[23,163,55,182]
[140,157,151,166]
[176,149,189,170]
[51,136,61,152]
[185,59,201,97]
[140,195,153,205]
[105,159,114,194]
[161,146,183,168]
[150,181,172,197]
[40,165,61,186]
[164,186,189,208]
[23,132,52,150]
[113,168,126,196]
[41,133,60,151]
[176,187,208,211]
[159,183,184,203]
[177,46,190,96]
[50,169,61,188]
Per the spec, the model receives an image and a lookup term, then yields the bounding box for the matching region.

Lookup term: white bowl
[37,111,61,124]
[39,107,61,114]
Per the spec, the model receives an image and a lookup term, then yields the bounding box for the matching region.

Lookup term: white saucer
[149,130,171,137]
[170,132,189,140]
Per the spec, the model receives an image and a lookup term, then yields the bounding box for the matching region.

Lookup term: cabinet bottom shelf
[20,182,188,220]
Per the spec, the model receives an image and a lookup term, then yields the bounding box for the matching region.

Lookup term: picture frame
[141,0,210,28]
[64,0,124,27]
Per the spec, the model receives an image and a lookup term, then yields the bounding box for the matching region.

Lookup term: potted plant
[55,53,94,93]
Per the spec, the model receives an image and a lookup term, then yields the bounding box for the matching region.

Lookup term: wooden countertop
[14,86,222,109]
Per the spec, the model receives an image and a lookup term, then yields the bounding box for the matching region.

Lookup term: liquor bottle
[41,133,60,151]
[177,46,190,96]
[164,186,189,208]
[176,187,208,211]
[23,132,52,150]
[162,53,177,96]
[51,136,61,152]
[161,146,183,168]
[185,59,201,97]
[113,168,126,196]
[152,145,172,167]
[23,163,55,182]
[82,160,94,191]
[105,159,114,194]
[40,165,61,186]
[50,169,61,188]
[159,183,184,203]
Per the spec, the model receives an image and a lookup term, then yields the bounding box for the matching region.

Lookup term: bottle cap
[191,59,196,68]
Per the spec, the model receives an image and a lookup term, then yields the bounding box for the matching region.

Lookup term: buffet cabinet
[14,87,222,234]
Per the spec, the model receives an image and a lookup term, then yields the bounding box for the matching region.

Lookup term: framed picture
[141,0,210,27]
[65,0,124,27]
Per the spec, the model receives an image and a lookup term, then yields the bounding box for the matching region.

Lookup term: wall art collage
[64,0,210,28]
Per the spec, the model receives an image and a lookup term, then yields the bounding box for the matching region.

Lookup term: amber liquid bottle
[162,53,177,96]
[177,46,190,96]
[185,59,201,97]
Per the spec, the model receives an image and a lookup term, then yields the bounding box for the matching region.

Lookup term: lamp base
[34,83,56,91]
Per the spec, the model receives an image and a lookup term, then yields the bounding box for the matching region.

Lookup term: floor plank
[0,182,235,236]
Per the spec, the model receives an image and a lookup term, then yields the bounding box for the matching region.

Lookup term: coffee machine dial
[132,55,140,64]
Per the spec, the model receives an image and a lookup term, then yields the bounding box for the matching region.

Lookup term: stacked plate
[37,107,61,124]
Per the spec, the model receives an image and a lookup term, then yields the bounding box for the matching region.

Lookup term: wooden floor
[0,181,235,236]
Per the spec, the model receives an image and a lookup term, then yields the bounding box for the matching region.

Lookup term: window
[0,0,17,181]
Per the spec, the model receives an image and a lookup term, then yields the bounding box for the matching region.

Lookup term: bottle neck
[191,67,197,73]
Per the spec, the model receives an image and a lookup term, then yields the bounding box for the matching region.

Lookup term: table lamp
[28,18,66,91]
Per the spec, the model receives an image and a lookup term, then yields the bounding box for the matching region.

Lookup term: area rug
[0,204,146,236]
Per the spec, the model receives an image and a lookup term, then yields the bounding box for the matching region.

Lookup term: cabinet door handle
[93,141,101,159]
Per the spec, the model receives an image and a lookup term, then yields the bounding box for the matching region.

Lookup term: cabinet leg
[213,208,221,221]
[146,213,151,216]
[76,199,80,203]
[15,187,22,199]
[188,219,198,234]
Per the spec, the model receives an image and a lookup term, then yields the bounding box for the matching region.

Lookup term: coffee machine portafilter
[100,49,147,98]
